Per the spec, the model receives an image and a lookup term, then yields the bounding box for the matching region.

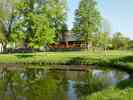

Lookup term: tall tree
[73,0,101,48]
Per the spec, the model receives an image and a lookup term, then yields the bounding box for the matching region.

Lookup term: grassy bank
[86,79,133,100]
[0,50,132,71]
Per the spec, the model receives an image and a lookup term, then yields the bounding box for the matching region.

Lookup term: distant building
[49,32,86,50]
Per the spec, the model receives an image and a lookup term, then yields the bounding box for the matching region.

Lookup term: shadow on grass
[15,54,34,59]
[66,57,99,65]
[116,79,133,89]
[66,57,87,65]
[119,55,133,62]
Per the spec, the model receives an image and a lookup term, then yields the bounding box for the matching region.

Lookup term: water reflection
[0,67,129,100]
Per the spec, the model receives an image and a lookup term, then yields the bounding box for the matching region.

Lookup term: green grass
[86,79,133,100]
[0,50,132,70]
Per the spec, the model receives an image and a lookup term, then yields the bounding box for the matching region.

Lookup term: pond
[0,65,129,100]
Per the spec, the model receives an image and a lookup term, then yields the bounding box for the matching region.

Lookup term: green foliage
[11,0,66,48]
[29,14,55,48]
[0,23,6,42]
[0,1,8,43]
[97,32,110,50]
[73,0,101,43]
[42,0,67,36]
[0,0,16,41]
[128,40,133,49]
[112,32,129,49]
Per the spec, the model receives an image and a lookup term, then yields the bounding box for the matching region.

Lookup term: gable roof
[59,32,81,42]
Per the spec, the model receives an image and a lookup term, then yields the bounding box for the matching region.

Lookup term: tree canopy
[73,0,102,44]
[10,0,66,48]
[112,32,129,49]
[0,0,132,51]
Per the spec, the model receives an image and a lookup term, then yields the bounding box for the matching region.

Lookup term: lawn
[0,50,132,71]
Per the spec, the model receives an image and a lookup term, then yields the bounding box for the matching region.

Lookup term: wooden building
[49,32,85,50]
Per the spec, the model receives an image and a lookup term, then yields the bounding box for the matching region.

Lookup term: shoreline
[0,50,132,72]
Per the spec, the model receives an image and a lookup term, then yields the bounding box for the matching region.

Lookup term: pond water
[0,66,129,100]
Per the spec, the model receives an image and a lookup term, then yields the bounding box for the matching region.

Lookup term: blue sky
[67,0,133,39]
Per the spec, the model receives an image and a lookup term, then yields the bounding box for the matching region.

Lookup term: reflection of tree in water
[75,71,109,98]
[113,71,128,81]
[0,68,68,100]
[0,68,17,100]
[49,70,68,100]
[0,67,128,100]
